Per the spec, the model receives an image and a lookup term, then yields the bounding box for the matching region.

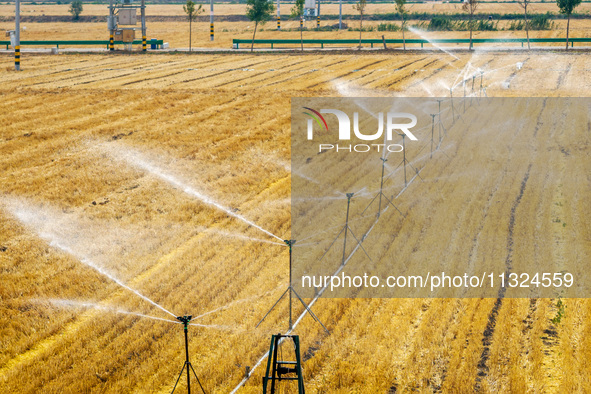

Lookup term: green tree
[246,0,275,52]
[462,0,479,51]
[69,0,83,21]
[183,0,204,52]
[517,0,532,50]
[394,0,407,51]
[353,0,367,50]
[291,0,305,51]
[557,0,582,50]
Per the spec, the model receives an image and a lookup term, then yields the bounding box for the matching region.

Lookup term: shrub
[377,22,401,32]
[508,12,554,30]
[414,16,498,31]
[428,16,455,31]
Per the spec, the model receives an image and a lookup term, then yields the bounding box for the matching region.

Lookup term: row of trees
[462,0,580,51]
[182,0,583,52]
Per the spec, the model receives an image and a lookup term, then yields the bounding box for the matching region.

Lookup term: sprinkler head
[380,157,387,163]
[176,315,193,327]
[284,239,296,247]
[346,192,354,199]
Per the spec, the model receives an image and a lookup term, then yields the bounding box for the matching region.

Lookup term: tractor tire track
[343,58,401,84]
[118,70,189,86]
[385,59,440,89]
[74,71,146,86]
[407,57,461,89]
[264,58,350,88]
[211,57,318,88]
[532,98,548,138]
[165,57,283,86]
[555,62,572,90]
[306,58,417,89]
[20,57,189,88]
[433,151,509,391]
[474,164,532,392]
[502,56,530,90]
[360,57,427,90]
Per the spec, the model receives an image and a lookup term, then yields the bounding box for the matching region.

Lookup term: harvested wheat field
[0,49,590,394]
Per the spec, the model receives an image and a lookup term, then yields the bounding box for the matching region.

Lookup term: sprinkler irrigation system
[450,88,456,122]
[263,334,305,394]
[430,114,436,159]
[257,239,329,333]
[362,161,404,219]
[315,192,373,271]
[463,80,467,113]
[5,90,485,392]
[171,316,206,394]
[236,98,471,390]
[436,99,447,145]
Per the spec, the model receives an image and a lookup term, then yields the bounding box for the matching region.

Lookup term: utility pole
[316,0,320,29]
[210,0,214,41]
[109,0,114,51]
[141,0,146,51]
[15,0,20,71]
[277,0,280,30]
[339,0,342,29]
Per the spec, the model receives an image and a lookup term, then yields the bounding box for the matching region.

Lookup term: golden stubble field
[0,49,590,393]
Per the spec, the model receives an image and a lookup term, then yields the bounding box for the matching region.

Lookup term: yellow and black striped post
[142,35,146,52]
[15,0,21,71]
[109,34,114,51]
[14,45,20,71]
[210,23,214,41]
[317,15,320,29]
[277,15,280,30]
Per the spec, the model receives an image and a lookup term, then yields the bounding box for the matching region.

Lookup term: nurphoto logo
[303,107,418,153]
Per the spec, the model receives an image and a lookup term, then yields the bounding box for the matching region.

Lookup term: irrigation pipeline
[231,95,473,393]
[230,199,387,394]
